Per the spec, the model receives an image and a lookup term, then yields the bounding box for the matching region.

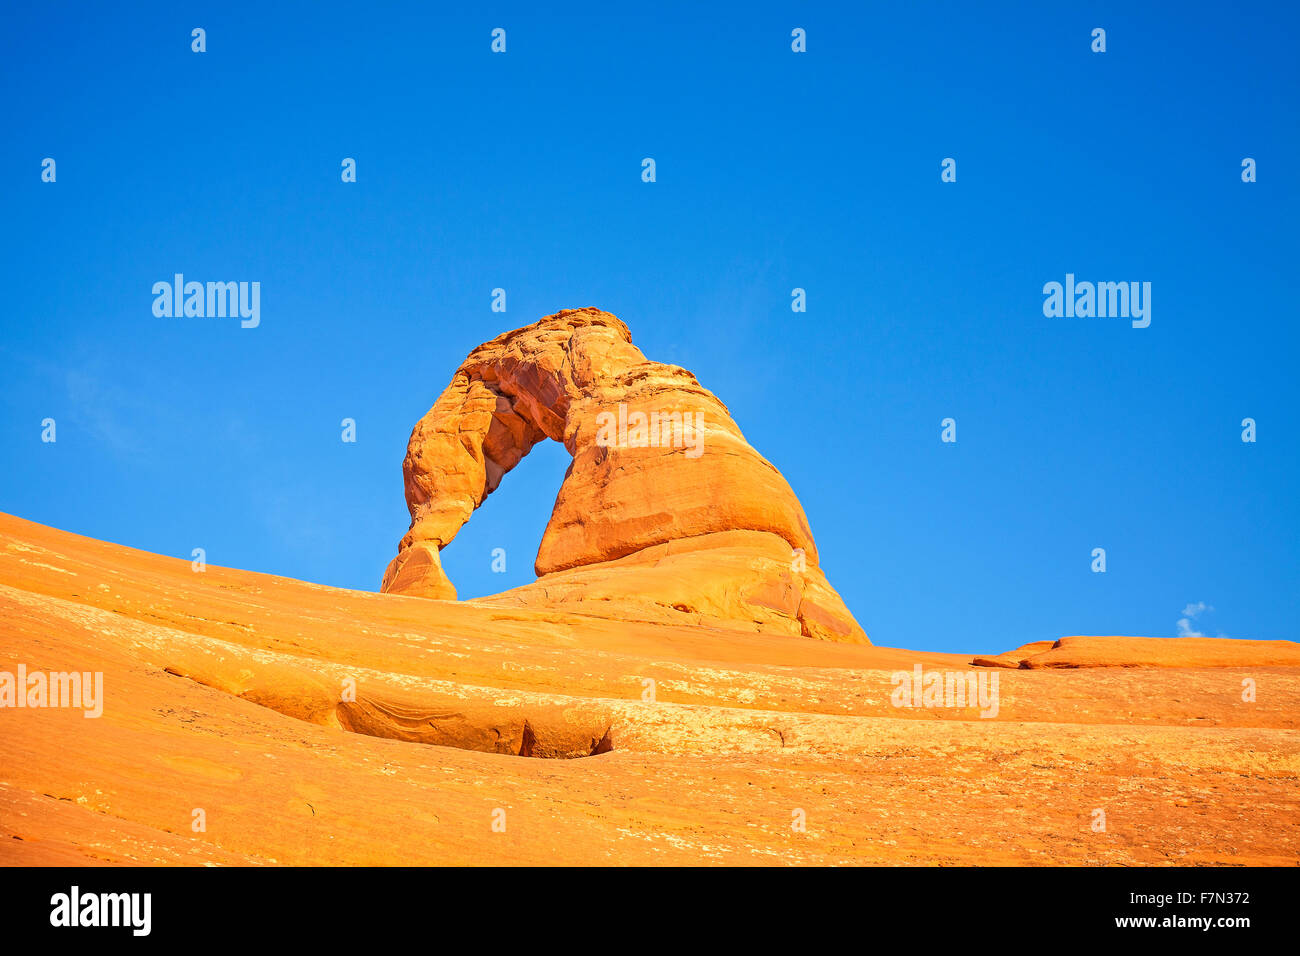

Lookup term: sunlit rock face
[381,307,868,644]
[3,511,1298,865]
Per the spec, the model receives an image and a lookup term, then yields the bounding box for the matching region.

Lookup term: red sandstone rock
[1022,635,1300,668]
[3,511,1299,866]
[381,308,868,643]
[972,640,1059,668]
[976,635,1300,668]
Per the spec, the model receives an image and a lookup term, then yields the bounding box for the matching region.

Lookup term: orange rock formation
[977,636,1300,669]
[381,308,866,643]
[2,511,1297,865]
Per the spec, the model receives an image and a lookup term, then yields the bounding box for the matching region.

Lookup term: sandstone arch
[382,307,868,643]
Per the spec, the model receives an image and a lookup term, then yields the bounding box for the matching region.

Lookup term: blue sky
[1,2,1296,653]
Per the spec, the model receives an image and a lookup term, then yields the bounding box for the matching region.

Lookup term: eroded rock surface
[3,512,1298,866]
[976,635,1300,669]
[381,307,867,643]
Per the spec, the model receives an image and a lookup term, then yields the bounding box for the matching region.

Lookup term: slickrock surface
[2,511,1298,866]
[381,308,866,643]
[972,641,1059,669]
[976,636,1300,669]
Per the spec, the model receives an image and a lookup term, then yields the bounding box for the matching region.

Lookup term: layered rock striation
[380,307,867,643]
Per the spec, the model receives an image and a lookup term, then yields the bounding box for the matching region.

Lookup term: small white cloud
[1176,602,1213,638]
